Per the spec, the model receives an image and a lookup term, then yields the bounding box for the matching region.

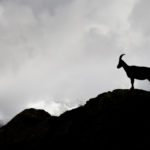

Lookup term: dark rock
[1,89,150,149]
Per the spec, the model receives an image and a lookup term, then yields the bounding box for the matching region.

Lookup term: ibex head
[117,54,125,69]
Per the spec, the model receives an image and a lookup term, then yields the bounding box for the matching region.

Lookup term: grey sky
[0,0,150,122]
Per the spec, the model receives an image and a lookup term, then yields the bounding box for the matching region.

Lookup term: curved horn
[119,54,125,60]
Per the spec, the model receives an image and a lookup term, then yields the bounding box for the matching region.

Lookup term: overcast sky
[0,0,150,122]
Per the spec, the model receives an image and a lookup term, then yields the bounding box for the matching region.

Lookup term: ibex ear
[119,54,125,60]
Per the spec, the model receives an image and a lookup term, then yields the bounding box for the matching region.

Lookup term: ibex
[117,54,150,89]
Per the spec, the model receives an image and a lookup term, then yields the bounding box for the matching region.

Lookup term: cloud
[26,99,68,116]
[129,0,150,35]
[0,0,87,122]
[1,0,149,123]
[0,0,74,15]
[129,0,150,55]
[0,0,82,72]
[126,0,150,88]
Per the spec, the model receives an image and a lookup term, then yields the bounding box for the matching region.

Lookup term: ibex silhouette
[117,54,150,89]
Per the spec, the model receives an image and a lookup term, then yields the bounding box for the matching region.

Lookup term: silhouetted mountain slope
[1,89,150,149]
[0,121,3,128]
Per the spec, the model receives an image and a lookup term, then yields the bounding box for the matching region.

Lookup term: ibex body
[117,54,150,89]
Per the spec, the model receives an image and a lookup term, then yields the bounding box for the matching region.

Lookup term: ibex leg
[130,78,134,90]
